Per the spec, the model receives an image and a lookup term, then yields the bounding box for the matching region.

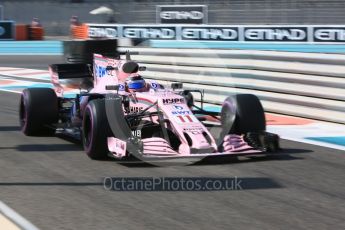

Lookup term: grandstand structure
[2,0,345,35]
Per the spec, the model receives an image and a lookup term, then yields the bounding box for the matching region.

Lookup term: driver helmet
[127,75,146,92]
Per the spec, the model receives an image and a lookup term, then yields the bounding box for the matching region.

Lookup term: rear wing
[63,39,118,64]
[49,64,94,96]
[49,63,92,79]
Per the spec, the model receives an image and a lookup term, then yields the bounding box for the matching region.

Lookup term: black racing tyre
[19,88,58,136]
[221,94,266,135]
[82,99,111,160]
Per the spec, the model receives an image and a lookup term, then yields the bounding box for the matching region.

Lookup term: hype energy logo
[0,21,14,40]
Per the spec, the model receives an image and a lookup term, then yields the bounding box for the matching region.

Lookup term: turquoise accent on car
[203,105,221,113]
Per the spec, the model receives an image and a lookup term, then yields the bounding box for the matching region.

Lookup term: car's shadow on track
[194,148,311,166]
[6,131,311,167]
[0,144,82,152]
[115,148,311,168]
[0,126,21,132]
[0,178,283,190]
[0,132,83,152]
[0,182,102,186]
[56,131,313,167]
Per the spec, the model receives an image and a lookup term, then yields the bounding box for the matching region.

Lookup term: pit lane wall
[117,47,345,124]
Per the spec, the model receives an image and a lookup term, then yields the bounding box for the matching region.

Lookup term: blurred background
[2,0,345,36]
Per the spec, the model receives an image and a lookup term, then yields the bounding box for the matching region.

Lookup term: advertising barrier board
[87,24,345,43]
[156,5,208,24]
[0,21,15,40]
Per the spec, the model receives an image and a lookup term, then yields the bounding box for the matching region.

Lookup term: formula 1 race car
[19,51,280,161]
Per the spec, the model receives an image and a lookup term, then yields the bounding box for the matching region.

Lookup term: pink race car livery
[19,51,280,161]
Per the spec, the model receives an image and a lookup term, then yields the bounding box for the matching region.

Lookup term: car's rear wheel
[82,99,111,160]
[221,94,266,135]
[19,88,58,136]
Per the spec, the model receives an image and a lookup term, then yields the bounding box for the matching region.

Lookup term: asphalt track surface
[0,56,344,230]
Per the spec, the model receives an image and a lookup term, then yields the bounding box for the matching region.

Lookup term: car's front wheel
[82,99,111,160]
[220,94,266,135]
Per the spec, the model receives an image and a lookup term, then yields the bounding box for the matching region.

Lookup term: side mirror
[138,66,146,71]
[180,90,194,107]
[122,62,139,74]
[171,82,183,90]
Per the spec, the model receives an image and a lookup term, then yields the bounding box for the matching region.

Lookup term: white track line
[0,201,40,230]
[0,89,22,94]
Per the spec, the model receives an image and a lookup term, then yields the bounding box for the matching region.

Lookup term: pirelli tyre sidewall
[82,99,112,160]
[221,94,266,135]
[19,88,58,136]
